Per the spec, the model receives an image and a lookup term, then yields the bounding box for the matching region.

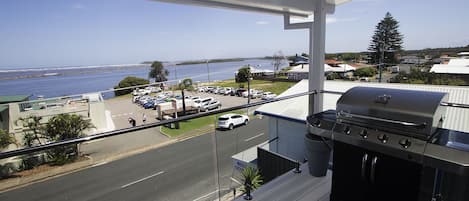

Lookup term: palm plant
[241,166,263,200]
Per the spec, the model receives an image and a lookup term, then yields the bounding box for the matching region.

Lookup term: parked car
[198,86,207,92]
[223,87,233,96]
[152,100,167,109]
[194,97,214,108]
[261,92,277,100]
[242,89,255,98]
[138,96,152,105]
[235,88,247,97]
[212,86,223,94]
[146,86,161,93]
[132,88,151,96]
[359,77,370,82]
[190,96,201,101]
[143,100,155,109]
[217,113,249,130]
[251,90,263,99]
[200,100,221,111]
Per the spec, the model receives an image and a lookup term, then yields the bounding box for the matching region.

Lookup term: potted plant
[241,166,263,200]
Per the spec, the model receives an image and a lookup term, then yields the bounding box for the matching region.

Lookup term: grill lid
[336,87,449,139]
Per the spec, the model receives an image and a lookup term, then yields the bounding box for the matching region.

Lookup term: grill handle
[370,156,378,184]
[337,111,427,129]
[361,154,369,181]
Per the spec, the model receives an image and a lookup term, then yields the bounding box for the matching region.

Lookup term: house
[430,52,469,83]
[0,95,30,132]
[287,64,356,81]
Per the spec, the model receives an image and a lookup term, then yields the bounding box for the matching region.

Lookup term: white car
[200,100,221,111]
[132,88,151,96]
[195,97,213,108]
[242,89,255,98]
[223,87,233,95]
[250,90,263,99]
[218,113,249,130]
[261,92,277,100]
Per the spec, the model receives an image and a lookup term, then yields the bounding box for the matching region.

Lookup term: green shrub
[354,67,377,77]
[114,76,149,96]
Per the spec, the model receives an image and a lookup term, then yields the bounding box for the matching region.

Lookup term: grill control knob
[344,126,351,135]
[378,134,388,143]
[399,138,411,149]
[359,129,368,139]
[312,119,321,127]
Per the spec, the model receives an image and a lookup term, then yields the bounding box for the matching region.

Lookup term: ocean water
[0,59,282,99]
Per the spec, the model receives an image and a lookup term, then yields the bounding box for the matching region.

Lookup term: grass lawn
[214,79,297,95]
[160,109,247,137]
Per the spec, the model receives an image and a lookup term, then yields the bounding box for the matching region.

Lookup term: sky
[0,0,468,68]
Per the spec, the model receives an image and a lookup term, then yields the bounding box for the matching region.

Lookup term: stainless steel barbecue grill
[306,86,469,201]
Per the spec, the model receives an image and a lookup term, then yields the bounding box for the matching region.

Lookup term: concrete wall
[268,117,307,162]
[89,102,107,133]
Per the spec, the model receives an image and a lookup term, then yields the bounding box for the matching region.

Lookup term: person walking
[128,117,136,127]
[142,113,147,124]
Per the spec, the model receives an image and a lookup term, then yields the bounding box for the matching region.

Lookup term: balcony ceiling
[153,0,351,17]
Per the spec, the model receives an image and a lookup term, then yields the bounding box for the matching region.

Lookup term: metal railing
[0,91,317,160]
[3,88,467,160]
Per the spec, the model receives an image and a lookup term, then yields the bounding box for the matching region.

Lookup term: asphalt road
[0,118,269,201]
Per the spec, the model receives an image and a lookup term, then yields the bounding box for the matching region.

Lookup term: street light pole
[247,77,252,115]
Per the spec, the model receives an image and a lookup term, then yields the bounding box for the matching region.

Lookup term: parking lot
[105,90,262,130]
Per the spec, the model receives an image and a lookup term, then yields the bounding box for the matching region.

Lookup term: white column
[309,0,326,115]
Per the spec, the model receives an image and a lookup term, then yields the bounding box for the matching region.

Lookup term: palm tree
[241,166,263,200]
[178,78,194,116]
[44,114,94,165]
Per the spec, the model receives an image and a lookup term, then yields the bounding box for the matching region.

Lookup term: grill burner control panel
[307,110,427,164]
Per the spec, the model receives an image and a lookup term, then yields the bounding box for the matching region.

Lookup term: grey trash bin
[304,133,332,177]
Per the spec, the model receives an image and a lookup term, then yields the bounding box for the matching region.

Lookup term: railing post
[293,160,302,174]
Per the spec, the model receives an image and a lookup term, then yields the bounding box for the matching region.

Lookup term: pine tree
[368,12,403,65]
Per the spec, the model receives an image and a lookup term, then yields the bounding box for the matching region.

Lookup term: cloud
[290,16,358,24]
[72,3,85,9]
[255,21,270,25]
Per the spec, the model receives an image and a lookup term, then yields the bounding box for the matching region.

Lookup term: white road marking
[193,188,230,201]
[91,161,108,167]
[121,171,165,188]
[230,177,242,185]
[244,133,265,142]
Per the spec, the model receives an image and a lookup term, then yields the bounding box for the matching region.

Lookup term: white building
[287,64,356,80]
[430,52,469,74]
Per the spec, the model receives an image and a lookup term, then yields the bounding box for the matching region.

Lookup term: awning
[153,0,350,17]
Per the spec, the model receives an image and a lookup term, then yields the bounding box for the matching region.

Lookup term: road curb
[0,139,178,193]
[0,157,94,193]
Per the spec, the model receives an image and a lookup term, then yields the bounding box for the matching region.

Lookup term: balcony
[1,1,469,201]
